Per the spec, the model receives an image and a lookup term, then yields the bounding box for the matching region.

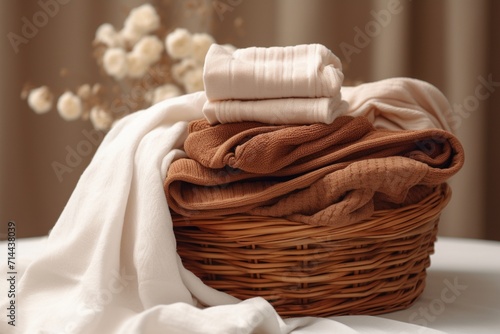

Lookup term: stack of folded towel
[165,116,463,226]
[202,43,348,125]
[164,44,464,227]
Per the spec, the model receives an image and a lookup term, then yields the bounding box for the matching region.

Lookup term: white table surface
[377,236,500,333]
[3,236,500,333]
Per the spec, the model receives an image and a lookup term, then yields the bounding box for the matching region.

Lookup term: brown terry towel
[184,116,459,177]
[184,116,372,174]
[165,120,464,226]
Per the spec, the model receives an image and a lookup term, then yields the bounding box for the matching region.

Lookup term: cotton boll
[90,106,113,131]
[119,25,143,47]
[103,47,128,79]
[191,33,215,63]
[77,84,92,100]
[171,58,197,83]
[57,91,82,121]
[132,35,164,64]
[151,84,182,104]
[126,53,150,79]
[165,28,193,59]
[183,67,204,93]
[123,4,160,36]
[27,86,53,114]
[95,23,122,47]
[92,83,103,95]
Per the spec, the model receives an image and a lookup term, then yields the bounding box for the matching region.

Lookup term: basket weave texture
[173,183,451,317]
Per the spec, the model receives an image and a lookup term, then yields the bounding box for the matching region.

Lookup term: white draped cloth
[1,89,451,334]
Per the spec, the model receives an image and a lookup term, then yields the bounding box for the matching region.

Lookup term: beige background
[1,0,499,240]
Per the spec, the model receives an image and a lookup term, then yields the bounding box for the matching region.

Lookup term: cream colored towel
[202,95,349,125]
[203,43,344,101]
[342,77,457,133]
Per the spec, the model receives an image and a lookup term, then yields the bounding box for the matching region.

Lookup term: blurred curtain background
[1,0,499,240]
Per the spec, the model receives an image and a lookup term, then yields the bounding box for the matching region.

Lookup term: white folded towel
[203,95,348,125]
[203,43,344,101]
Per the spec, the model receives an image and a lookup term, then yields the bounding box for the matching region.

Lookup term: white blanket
[2,91,450,334]
[342,78,456,133]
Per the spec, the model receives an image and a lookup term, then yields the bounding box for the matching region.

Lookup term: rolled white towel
[202,95,348,125]
[203,43,344,101]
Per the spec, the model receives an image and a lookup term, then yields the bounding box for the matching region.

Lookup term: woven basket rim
[173,184,450,238]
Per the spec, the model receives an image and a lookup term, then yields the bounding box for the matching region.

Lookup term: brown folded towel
[184,116,460,177]
[165,117,464,226]
[184,116,372,174]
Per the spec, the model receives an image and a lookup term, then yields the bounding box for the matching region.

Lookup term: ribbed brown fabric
[165,117,464,226]
[184,116,456,177]
[185,116,371,174]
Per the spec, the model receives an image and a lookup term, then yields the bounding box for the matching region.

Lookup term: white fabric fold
[342,77,457,133]
[203,95,348,125]
[203,43,344,101]
[2,88,455,334]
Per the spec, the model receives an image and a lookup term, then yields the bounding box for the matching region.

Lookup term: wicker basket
[173,183,451,317]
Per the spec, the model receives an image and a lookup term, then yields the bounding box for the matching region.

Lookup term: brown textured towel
[184,116,458,176]
[184,116,372,174]
[165,117,464,226]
